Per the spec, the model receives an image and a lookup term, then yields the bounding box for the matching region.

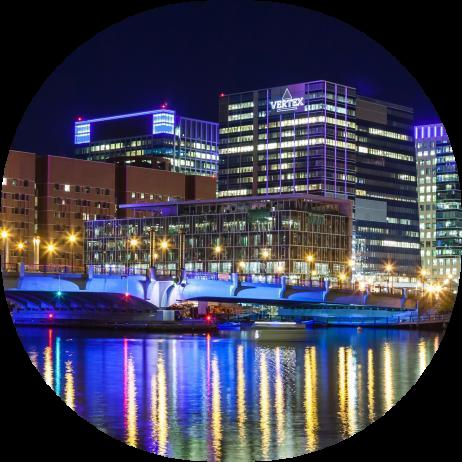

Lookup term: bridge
[2,263,419,322]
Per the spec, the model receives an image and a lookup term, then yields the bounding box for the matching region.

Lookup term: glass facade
[355,97,420,281]
[218,81,420,283]
[414,123,460,287]
[84,194,352,280]
[218,81,357,199]
[75,109,219,177]
[435,138,461,283]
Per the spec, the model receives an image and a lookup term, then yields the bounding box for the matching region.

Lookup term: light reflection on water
[18,327,442,461]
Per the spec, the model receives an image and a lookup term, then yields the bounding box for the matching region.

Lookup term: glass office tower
[218,81,357,199]
[218,81,420,285]
[355,96,420,282]
[75,108,219,177]
[435,137,461,286]
[414,124,446,280]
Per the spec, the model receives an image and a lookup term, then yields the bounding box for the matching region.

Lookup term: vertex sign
[269,85,305,114]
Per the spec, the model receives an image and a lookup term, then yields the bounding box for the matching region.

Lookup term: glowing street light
[159,239,169,250]
[129,237,139,248]
[338,272,347,288]
[384,261,395,292]
[66,232,78,271]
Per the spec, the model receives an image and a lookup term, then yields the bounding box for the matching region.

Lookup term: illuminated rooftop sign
[269,84,306,115]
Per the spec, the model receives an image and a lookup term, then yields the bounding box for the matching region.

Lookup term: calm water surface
[17,327,442,461]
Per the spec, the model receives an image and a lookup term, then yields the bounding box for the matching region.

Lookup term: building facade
[435,136,461,286]
[414,124,445,280]
[355,96,420,282]
[74,107,219,177]
[1,151,37,268]
[218,80,419,284]
[84,194,352,280]
[1,151,216,268]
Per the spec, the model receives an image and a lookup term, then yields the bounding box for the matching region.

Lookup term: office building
[84,193,352,279]
[74,107,219,177]
[355,96,420,282]
[218,80,420,284]
[435,136,461,285]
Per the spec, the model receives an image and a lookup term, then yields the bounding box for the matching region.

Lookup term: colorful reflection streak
[18,327,443,461]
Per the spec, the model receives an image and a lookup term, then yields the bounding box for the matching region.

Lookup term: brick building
[1,150,216,269]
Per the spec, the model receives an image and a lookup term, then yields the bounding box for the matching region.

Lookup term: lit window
[2,177,6,186]
[64,184,70,192]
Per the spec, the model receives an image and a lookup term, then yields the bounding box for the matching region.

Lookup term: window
[2,178,6,186]
[64,184,70,192]
[54,183,59,190]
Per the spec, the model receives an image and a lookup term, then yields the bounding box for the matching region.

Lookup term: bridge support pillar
[230,272,240,296]
[18,261,25,278]
[87,265,94,280]
[400,288,407,308]
[198,301,208,315]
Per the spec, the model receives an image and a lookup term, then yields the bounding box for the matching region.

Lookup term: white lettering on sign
[270,88,305,112]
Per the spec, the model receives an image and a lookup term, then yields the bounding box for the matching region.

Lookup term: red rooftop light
[76,116,83,121]
[219,92,225,97]
[48,313,54,319]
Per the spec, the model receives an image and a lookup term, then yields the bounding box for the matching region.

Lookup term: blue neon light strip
[414,123,446,140]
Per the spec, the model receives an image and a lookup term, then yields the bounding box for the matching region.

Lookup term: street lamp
[261,248,270,281]
[66,232,78,272]
[214,244,222,273]
[44,241,58,268]
[16,241,26,263]
[159,238,169,275]
[384,261,395,293]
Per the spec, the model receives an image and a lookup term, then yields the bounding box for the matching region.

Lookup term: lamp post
[45,241,58,271]
[419,268,427,297]
[67,232,78,272]
[1,229,10,271]
[16,241,25,264]
[214,244,222,274]
[159,238,169,276]
[384,261,395,293]
[149,227,156,268]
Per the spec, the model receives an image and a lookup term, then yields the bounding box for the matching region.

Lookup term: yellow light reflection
[43,346,53,389]
[259,350,271,460]
[211,356,222,461]
[383,342,393,413]
[304,346,318,452]
[434,335,440,353]
[418,339,427,377]
[151,354,168,456]
[236,345,247,442]
[346,348,358,437]
[64,360,75,411]
[337,347,347,436]
[367,349,375,422]
[124,344,138,448]
[274,347,285,445]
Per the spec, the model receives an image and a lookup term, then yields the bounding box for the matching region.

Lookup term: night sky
[11,1,440,157]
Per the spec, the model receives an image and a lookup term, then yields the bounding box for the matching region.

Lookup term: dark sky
[12,1,440,157]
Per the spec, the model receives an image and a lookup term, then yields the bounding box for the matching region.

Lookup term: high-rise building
[218,80,419,284]
[435,136,461,286]
[74,107,219,177]
[355,96,420,282]
[413,123,460,286]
